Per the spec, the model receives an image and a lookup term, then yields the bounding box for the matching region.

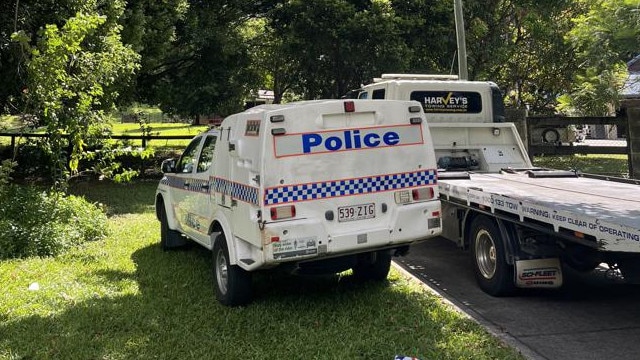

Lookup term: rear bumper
[260,200,441,266]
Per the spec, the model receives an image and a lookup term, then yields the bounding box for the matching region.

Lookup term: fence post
[627,107,640,179]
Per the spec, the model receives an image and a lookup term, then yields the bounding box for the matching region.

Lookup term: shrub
[0,185,108,259]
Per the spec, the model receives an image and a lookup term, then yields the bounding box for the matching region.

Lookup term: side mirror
[161,158,176,173]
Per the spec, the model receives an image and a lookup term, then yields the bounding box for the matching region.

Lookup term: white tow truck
[155,99,442,305]
[359,74,640,295]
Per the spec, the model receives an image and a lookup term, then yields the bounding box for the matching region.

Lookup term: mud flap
[515,258,563,289]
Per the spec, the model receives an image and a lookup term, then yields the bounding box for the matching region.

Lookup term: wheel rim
[215,249,228,295]
[475,229,497,279]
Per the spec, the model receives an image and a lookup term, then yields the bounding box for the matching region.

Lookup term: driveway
[394,237,640,360]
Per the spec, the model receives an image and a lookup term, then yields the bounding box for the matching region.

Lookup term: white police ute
[155,99,442,306]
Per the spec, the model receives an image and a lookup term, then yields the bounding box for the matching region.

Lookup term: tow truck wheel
[158,201,187,251]
[212,234,252,306]
[352,250,392,281]
[470,216,515,296]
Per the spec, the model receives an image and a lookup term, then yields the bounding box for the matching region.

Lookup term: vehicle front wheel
[352,250,392,281]
[470,216,515,296]
[212,235,252,306]
[158,201,187,251]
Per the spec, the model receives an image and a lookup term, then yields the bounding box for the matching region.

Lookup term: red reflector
[344,101,355,113]
[271,236,280,243]
[412,189,419,199]
[432,211,440,217]
[270,205,296,220]
[412,187,435,201]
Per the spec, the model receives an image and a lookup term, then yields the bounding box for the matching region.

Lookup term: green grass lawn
[533,154,629,177]
[0,180,523,360]
[109,122,209,149]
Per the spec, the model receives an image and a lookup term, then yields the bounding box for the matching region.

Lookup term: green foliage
[13,6,140,187]
[268,0,410,99]
[464,0,580,114]
[4,0,639,123]
[392,0,456,73]
[0,185,108,259]
[561,0,640,115]
[556,64,628,115]
[0,180,524,360]
[123,0,262,117]
[0,160,17,187]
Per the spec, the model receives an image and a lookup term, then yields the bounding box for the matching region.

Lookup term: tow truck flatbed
[439,170,640,253]
[359,72,640,292]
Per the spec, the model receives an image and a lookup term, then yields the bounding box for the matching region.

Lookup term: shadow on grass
[69,180,157,216]
[0,243,505,359]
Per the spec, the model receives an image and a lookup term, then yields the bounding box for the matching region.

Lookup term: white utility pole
[454,0,468,80]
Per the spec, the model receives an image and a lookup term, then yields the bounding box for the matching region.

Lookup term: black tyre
[470,216,515,296]
[212,234,252,306]
[158,200,187,251]
[352,250,392,281]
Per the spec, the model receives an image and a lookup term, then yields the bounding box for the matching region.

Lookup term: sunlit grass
[0,181,524,360]
[534,154,629,177]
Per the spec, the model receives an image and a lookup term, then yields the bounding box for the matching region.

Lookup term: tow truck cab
[358,74,531,172]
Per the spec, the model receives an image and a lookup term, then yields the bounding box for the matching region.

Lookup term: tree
[1,0,80,113]
[270,0,410,99]
[121,0,280,117]
[560,0,640,115]
[14,2,139,187]
[459,0,582,114]
[243,17,299,104]
[391,0,457,74]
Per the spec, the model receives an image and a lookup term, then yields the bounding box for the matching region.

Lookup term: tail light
[344,101,355,113]
[412,187,435,201]
[270,205,296,220]
[395,187,436,204]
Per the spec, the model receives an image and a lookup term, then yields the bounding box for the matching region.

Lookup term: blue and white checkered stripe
[264,169,437,205]
[212,177,259,205]
[161,176,211,193]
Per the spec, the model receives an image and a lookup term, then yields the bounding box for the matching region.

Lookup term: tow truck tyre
[212,234,252,306]
[158,200,187,251]
[352,250,392,281]
[470,216,515,296]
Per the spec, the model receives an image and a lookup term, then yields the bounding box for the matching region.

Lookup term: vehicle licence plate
[338,203,375,222]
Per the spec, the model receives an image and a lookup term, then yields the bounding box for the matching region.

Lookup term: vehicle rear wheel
[213,234,252,306]
[470,216,515,296]
[158,201,187,251]
[352,250,392,281]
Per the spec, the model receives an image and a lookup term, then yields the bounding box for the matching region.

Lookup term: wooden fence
[525,115,629,156]
[0,133,194,154]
